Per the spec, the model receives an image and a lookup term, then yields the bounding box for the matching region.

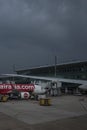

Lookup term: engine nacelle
[20,92,30,99]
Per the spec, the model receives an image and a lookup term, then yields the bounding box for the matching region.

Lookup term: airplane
[0,75,46,99]
[1,74,87,93]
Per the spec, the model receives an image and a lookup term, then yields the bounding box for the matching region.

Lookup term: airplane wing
[1,74,87,85]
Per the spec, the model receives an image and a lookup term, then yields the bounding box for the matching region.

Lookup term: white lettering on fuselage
[0,84,12,89]
[0,84,35,90]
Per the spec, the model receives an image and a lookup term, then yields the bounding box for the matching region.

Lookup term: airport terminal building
[16,60,87,80]
[15,60,87,95]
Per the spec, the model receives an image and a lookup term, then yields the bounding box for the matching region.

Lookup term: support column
[65,87,68,94]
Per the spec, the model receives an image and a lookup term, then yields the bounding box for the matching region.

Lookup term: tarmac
[0,95,87,130]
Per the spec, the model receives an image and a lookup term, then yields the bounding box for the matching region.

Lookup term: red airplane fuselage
[0,84,35,95]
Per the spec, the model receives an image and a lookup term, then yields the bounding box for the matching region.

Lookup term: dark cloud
[0,0,87,73]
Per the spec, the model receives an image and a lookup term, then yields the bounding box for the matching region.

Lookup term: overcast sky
[0,0,87,73]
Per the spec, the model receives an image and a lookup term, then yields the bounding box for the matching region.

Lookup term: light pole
[12,64,16,83]
[13,64,16,73]
[54,56,57,77]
